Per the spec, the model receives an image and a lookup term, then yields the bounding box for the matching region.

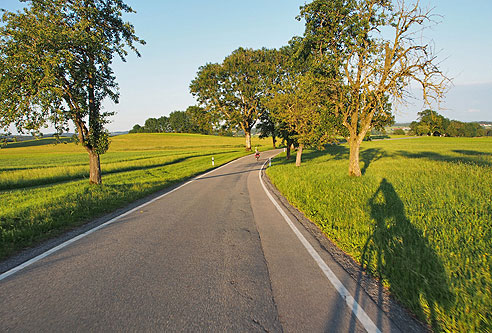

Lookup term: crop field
[267,137,492,332]
[0,133,267,260]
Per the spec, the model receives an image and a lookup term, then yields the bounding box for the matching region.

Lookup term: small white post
[269,158,271,167]
[212,157,214,166]
[283,148,286,153]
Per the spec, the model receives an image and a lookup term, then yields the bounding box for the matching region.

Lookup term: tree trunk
[89,150,102,184]
[348,136,362,177]
[295,143,304,167]
[272,135,276,149]
[87,55,103,184]
[245,130,252,151]
[286,139,293,159]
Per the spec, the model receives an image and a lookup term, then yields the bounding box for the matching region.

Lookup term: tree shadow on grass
[1,137,74,149]
[397,150,492,168]
[274,145,350,166]
[274,146,385,175]
[362,179,454,331]
[360,148,384,175]
[452,149,492,157]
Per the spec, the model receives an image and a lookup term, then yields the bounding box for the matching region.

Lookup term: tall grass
[0,133,268,259]
[267,137,492,332]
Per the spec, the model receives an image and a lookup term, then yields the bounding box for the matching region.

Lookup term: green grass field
[0,133,268,260]
[267,137,492,332]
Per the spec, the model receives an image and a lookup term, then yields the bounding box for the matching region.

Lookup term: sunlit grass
[267,137,492,332]
[0,133,268,259]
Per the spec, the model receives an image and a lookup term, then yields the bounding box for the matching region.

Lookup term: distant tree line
[408,110,492,137]
[129,106,234,135]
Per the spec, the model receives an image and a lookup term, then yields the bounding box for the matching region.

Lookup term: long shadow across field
[1,137,74,149]
[1,154,210,191]
[284,145,384,175]
[361,178,454,331]
[398,150,492,168]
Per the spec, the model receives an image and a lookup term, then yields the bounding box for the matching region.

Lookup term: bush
[393,128,405,135]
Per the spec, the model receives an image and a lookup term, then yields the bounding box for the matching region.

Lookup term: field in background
[0,133,268,259]
[267,137,491,332]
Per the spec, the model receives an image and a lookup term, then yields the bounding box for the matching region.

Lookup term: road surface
[0,150,424,332]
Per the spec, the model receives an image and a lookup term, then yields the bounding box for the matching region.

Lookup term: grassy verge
[266,137,491,332]
[0,133,268,260]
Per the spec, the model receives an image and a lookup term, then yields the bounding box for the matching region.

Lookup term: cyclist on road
[254,147,260,161]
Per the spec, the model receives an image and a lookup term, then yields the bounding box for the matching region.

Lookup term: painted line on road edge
[0,155,247,282]
[258,159,381,333]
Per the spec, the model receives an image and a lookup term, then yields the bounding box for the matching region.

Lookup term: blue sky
[2,0,492,131]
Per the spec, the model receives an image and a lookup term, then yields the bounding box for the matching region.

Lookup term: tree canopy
[298,0,447,176]
[190,47,277,151]
[0,0,144,184]
[409,110,490,137]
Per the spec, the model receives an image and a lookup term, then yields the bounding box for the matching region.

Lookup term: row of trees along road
[0,0,449,182]
[190,0,448,176]
[0,0,144,184]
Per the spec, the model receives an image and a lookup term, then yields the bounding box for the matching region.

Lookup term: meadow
[0,133,267,260]
[267,137,492,332]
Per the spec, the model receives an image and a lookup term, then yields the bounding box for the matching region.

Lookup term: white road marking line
[0,155,245,282]
[259,158,381,333]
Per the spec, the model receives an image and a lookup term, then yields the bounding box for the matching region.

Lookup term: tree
[265,41,339,166]
[416,109,449,136]
[445,120,462,137]
[256,111,278,148]
[0,0,144,184]
[190,47,275,151]
[185,105,214,134]
[393,128,405,135]
[129,124,145,133]
[268,71,337,166]
[168,111,192,133]
[298,0,449,176]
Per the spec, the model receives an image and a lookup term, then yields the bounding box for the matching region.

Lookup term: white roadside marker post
[212,157,214,166]
[269,158,271,167]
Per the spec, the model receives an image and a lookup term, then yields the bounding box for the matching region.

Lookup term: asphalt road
[0,150,424,332]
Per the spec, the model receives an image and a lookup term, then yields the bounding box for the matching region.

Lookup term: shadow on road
[361,178,454,331]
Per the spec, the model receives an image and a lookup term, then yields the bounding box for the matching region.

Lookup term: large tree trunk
[88,150,102,184]
[272,135,276,149]
[295,143,304,167]
[245,130,252,151]
[348,136,362,177]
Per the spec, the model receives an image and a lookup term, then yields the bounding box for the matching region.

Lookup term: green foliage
[268,72,338,149]
[267,137,492,331]
[297,0,446,176]
[185,105,215,135]
[0,0,144,183]
[0,133,268,259]
[190,47,278,149]
[129,106,216,135]
[410,110,487,137]
[392,128,406,135]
